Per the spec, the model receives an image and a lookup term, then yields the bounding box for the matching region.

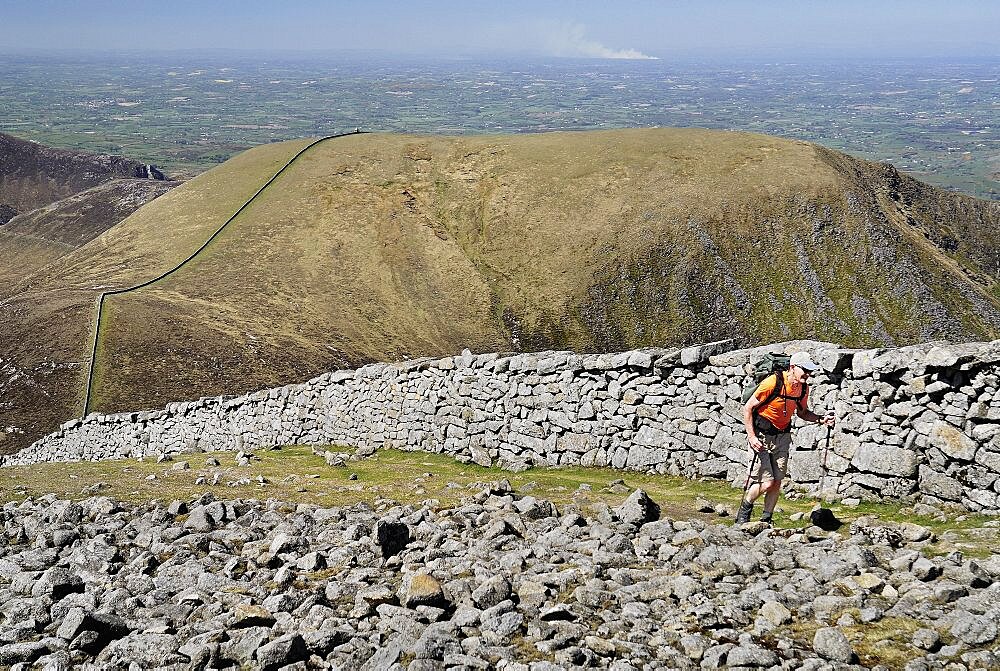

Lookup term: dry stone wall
[5,339,1000,513]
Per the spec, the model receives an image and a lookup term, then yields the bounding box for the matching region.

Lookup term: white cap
[790,351,819,371]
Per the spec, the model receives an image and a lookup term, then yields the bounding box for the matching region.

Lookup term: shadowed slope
[0,179,179,293]
[0,131,164,219]
[3,129,1000,453]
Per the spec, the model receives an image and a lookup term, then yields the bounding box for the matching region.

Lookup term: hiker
[735,351,835,525]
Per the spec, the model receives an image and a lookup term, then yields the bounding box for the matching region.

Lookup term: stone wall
[4,339,1000,513]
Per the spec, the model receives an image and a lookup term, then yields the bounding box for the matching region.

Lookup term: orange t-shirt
[753,373,809,431]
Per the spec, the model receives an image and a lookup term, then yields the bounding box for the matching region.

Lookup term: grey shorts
[749,431,791,483]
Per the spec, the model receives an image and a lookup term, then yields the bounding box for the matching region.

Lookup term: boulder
[812,627,854,663]
[230,604,275,629]
[614,489,660,526]
[255,633,309,671]
[31,567,84,601]
[402,573,448,609]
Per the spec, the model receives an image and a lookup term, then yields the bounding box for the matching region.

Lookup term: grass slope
[0,139,314,453]
[3,129,1000,451]
[0,179,178,294]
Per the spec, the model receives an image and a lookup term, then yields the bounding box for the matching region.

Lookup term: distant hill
[2,129,999,454]
[0,132,176,290]
[0,132,165,219]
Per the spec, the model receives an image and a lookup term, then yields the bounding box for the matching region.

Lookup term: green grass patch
[0,446,996,560]
[778,614,933,670]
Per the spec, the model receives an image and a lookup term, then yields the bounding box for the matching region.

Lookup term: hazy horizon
[2,1,998,59]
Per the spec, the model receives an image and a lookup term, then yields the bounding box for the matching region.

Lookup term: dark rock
[374,519,411,558]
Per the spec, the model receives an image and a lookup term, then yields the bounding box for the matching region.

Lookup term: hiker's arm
[797,403,835,427]
[742,397,764,451]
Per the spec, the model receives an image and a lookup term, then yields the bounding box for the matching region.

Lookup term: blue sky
[1,0,998,58]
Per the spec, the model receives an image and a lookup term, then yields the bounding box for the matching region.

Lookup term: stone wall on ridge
[4,339,1000,512]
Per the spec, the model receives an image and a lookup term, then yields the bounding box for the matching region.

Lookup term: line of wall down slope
[5,339,1000,513]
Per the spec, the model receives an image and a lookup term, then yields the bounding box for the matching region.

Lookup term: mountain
[0,179,179,292]
[0,131,165,219]
[0,132,177,291]
[2,128,999,454]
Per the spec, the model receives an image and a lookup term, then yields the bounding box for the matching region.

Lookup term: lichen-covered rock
[812,627,855,663]
[401,573,447,609]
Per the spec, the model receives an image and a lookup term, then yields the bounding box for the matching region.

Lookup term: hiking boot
[734,501,753,525]
[760,511,774,527]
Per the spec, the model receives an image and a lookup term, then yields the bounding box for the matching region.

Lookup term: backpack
[740,353,791,405]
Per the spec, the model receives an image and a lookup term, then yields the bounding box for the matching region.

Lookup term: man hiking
[735,351,835,526]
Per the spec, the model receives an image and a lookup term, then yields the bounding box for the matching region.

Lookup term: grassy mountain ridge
[2,128,1000,454]
[0,179,179,293]
[0,139,313,452]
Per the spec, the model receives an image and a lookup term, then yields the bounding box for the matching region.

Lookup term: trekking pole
[818,425,831,501]
[743,447,759,499]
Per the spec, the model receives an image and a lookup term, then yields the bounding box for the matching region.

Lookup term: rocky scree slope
[1,482,999,671]
[3,129,1000,454]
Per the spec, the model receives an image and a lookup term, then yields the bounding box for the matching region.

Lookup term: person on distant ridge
[734,351,835,526]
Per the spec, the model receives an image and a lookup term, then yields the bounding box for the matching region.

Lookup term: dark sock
[761,511,773,523]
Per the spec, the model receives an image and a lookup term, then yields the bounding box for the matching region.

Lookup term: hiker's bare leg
[743,481,768,504]
[762,479,781,513]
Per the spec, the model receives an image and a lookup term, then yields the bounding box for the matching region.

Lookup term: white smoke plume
[536,21,658,60]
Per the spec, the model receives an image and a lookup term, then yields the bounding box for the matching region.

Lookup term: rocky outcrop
[0,131,166,216]
[7,339,1000,513]
[0,203,17,225]
[0,490,996,670]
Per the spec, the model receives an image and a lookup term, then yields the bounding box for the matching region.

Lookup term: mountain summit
[2,128,999,453]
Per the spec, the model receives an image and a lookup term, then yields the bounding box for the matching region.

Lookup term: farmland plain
[1,51,996,199]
